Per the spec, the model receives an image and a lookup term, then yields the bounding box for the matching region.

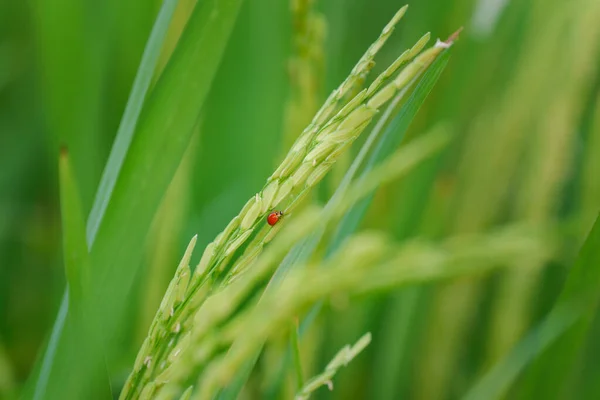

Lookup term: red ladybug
[267,211,283,226]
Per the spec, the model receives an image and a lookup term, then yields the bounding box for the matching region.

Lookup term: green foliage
[58,149,90,311]
[1,0,599,399]
[465,214,600,400]
[28,0,246,397]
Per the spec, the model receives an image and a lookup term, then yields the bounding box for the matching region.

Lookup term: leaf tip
[445,27,464,44]
[59,144,69,158]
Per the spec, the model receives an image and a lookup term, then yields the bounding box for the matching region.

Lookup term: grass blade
[464,213,600,400]
[58,148,91,310]
[31,0,245,396]
[33,0,109,209]
[86,0,180,247]
[31,295,67,400]
[462,303,580,400]
[34,149,94,400]
[30,1,180,396]
[30,150,114,400]
[520,213,600,398]
[88,0,245,332]
[291,320,305,390]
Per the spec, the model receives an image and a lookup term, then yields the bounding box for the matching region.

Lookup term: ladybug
[267,211,283,226]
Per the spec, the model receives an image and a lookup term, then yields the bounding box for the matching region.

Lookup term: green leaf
[58,147,91,308]
[30,150,112,400]
[30,0,245,396]
[86,0,181,247]
[88,0,245,338]
[33,0,110,209]
[30,1,180,397]
[520,213,600,399]
[463,213,600,400]
[291,320,305,390]
[31,149,97,400]
[462,303,580,400]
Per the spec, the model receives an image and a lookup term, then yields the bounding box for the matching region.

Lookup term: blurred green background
[1,0,599,398]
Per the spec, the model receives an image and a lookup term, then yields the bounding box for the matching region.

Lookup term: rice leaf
[58,148,91,310]
[31,0,245,396]
[32,149,112,399]
[520,213,600,398]
[30,1,181,396]
[88,0,245,352]
[86,0,181,247]
[463,213,600,400]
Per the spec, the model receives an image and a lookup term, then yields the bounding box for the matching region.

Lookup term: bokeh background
[1,0,599,398]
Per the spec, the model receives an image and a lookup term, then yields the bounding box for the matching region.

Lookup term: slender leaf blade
[32,150,96,400]
[464,213,600,400]
[462,303,580,400]
[31,0,246,396]
[86,0,181,247]
[521,213,600,398]
[58,147,90,307]
[30,1,180,396]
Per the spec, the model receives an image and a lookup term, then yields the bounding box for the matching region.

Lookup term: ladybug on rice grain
[267,211,283,226]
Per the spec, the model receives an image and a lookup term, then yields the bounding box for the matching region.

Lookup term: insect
[267,210,284,226]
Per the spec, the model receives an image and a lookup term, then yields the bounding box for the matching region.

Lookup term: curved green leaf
[464,214,600,400]
[31,1,180,397]
[30,0,245,397]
